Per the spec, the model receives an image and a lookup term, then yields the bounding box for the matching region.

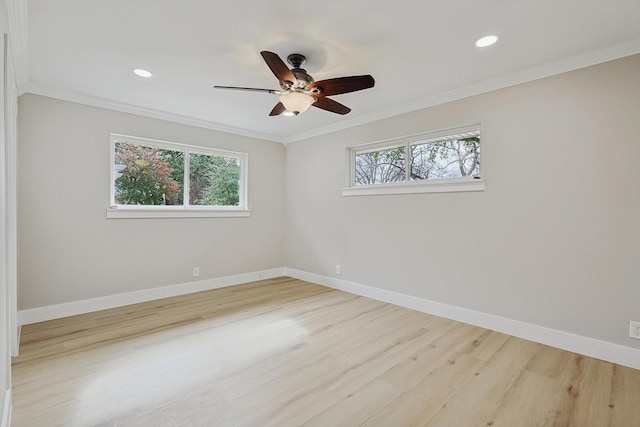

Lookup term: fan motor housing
[292,69,313,88]
[287,53,314,89]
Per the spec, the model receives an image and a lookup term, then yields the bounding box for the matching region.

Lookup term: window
[355,145,406,185]
[344,125,484,196]
[108,134,249,218]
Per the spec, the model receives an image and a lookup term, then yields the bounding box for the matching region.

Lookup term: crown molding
[18,36,640,146]
[281,37,640,144]
[22,84,284,144]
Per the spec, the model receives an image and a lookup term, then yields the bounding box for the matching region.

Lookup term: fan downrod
[287,53,306,69]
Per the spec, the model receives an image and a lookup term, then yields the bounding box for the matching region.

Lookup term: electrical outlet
[193,267,200,278]
[630,321,640,340]
[336,265,341,275]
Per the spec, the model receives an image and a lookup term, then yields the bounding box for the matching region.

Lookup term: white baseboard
[19,268,285,325]
[17,266,640,371]
[1,388,11,427]
[284,267,640,371]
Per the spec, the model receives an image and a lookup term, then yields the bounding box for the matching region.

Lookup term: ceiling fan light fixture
[279,92,314,114]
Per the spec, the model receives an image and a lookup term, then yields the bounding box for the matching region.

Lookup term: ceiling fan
[214,51,375,116]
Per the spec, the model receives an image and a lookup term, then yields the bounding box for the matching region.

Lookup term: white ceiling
[20,0,640,143]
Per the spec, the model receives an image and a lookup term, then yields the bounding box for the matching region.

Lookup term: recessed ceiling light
[475,35,499,48]
[133,68,153,78]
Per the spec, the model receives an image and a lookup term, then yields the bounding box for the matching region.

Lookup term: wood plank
[11,277,640,426]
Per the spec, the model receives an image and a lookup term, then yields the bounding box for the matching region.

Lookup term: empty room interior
[1,1,640,426]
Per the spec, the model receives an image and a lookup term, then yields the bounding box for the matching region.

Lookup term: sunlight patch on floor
[71,316,307,426]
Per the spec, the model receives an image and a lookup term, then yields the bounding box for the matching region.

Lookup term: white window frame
[343,124,484,196]
[107,134,249,219]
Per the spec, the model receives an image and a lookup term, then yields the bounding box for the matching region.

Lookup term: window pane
[114,142,184,205]
[189,153,240,206]
[355,146,406,185]
[410,136,480,180]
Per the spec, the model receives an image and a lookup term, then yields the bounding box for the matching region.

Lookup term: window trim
[107,134,249,219]
[343,124,484,196]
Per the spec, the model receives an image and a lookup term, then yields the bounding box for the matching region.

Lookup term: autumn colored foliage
[114,143,181,205]
[114,142,240,206]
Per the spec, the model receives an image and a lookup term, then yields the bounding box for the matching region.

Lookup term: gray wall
[285,54,640,349]
[18,94,285,309]
[17,55,640,352]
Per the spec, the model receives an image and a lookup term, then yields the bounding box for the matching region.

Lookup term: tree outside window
[113,141,241,207]
[353,131,480,186]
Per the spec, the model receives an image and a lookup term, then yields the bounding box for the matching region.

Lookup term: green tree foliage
[190,154,240,206]
[114,143,181,205]
[160,150,185,202]
[114,143,240,206]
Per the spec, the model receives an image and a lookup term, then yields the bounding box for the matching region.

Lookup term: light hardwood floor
[11,277,640,426]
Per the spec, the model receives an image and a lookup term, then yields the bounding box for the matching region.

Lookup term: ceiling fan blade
[310,75,375,97]
[260,51,296,85]
[312,97,351,115]
[269,102,286,116]
[214,85,277,94]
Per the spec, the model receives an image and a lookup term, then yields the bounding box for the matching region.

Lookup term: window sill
[106,207,251,219]
[342,177,485,197]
